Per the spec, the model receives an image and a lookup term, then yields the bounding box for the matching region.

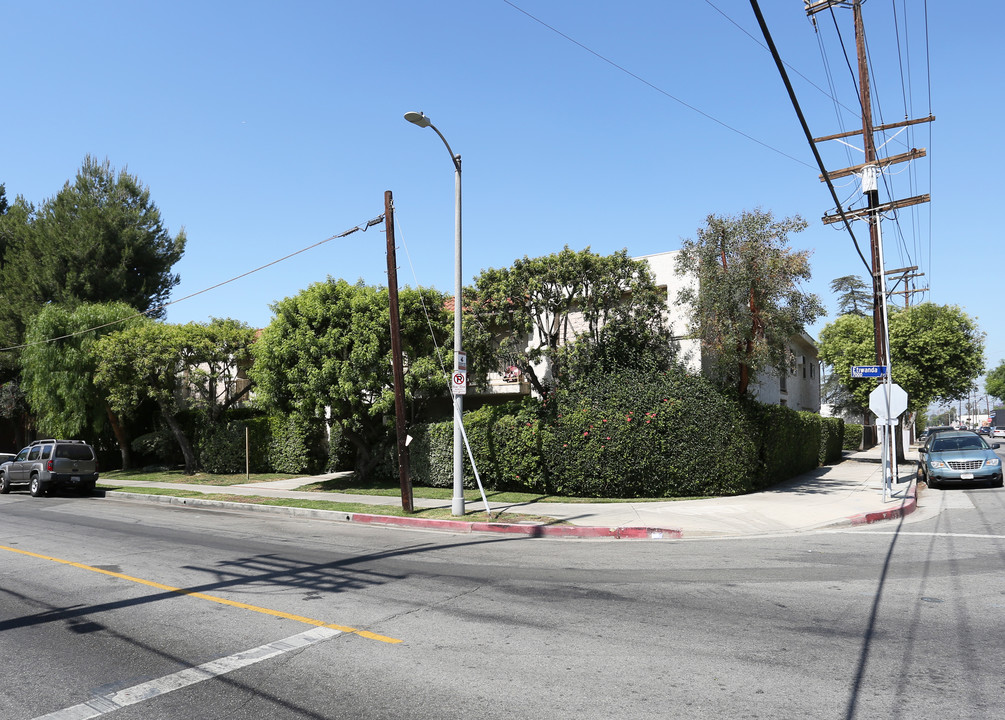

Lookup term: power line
[747,0,872,274]
[502,0,816,170]
[0,214,385,353]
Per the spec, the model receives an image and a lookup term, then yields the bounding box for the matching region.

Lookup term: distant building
[464,249,821,412]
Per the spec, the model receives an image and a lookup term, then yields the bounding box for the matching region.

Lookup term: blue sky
[3,1,1000,402]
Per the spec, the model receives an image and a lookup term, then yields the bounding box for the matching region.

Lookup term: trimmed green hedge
[409,371,844,499]
[542,370,758,497]
[843,423,864,451]
[820,416,845,465]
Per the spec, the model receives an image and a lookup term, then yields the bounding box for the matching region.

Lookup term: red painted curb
[848,487,917,526]
[350,512,681,539]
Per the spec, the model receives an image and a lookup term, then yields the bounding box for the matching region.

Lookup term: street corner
[348,511,683,539]
[847,480,918,527]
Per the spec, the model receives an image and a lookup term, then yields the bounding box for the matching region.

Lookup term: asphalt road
[2,465,1004,720]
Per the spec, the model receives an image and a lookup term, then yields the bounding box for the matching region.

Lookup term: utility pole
[384,190,413,513]
[809,0,933,354]
[807,0,934,493]
[884,266,928,308]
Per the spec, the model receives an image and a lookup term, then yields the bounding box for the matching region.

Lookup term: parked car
[978,426,991,435]
[918,430,1002,489]
[993,428,1005,439]
[919,426,955,446]
[0,439,99,497]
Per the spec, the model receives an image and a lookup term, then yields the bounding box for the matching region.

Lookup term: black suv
[0,439,99,497]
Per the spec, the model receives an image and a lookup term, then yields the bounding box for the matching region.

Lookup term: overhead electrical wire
[502,0,816,170]
[747,0,871,274]
[0,214,385,353]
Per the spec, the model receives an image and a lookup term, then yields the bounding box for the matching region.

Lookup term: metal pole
[403,111,465,516]
[451,154,465,516]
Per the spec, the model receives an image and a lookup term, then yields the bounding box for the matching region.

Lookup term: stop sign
[869,383,908,421]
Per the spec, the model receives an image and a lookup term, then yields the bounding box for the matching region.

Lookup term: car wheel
[927,475,939,490]
[80,482,96,496]
[0,472,9,494]
[29,474,45,497]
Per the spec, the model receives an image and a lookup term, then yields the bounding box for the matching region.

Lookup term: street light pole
[404,111,465,516]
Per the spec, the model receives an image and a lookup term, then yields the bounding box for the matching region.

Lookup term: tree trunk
[162,408,198,475]
[105,403,132,470]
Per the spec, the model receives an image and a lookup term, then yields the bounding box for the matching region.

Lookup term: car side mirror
[993,443,1001,450]
[918,446,927,454]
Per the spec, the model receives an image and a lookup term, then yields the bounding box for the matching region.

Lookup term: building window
[780,372,787,393]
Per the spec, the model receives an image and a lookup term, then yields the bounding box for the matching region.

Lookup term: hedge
[843,423,864,451]
[409,374,845,498]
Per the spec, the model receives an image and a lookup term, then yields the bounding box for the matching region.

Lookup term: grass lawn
[101,469,710,503]
[102,469,303,486]
[96,484,562,524]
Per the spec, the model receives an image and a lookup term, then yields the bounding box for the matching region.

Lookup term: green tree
[819,303,985,413]
[176,317,257,422]
[0,194,35,355]
[21,302,145,467]
[94,321,197,473]
[249,278,451,480]
[93,319,253,474]
[830,275,871,316]
[0,156,186,342]
[986,360,1005,403]
[675,209,824,396]
[466,246,672,396]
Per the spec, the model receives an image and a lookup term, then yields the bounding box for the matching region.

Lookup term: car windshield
[932,436,987,452]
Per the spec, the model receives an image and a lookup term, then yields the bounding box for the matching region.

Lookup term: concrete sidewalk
[96,445,920,540]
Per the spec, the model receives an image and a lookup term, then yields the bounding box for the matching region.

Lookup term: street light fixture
[404,111,465,516]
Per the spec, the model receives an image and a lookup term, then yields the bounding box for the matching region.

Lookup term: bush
[542,368,759,498]
[268,414,325,474]
[819,416,845,464]
[843,423,864,451]
[198,422,248,474]
[326,422,355,472]
[743,404,820,489]
[408,369,838,499]
[131,429,181,467]
[461,401,547,492]
[407,420,454,488]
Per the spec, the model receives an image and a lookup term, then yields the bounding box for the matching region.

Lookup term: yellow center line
[0,543,401,644]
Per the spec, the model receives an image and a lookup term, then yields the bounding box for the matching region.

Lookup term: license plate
[71,476,80,482]
[961,473,974,480]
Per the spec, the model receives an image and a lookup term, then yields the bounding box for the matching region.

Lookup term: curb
[847,480,918,526]
[101,490,682,540]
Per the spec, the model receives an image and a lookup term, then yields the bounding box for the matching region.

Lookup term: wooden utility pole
[384,190,413,513]
[808,0,934,474]
[808,0,933,363]
[852,0,887,365]
[884,266,928,307]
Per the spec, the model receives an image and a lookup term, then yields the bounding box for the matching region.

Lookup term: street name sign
[852,365,887,378]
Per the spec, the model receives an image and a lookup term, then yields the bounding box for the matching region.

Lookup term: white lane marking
[33,627,340,720]
[826,531,1005,539]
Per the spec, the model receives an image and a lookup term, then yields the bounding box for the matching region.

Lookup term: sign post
[452,352,467,396]
[870,382,908,500]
